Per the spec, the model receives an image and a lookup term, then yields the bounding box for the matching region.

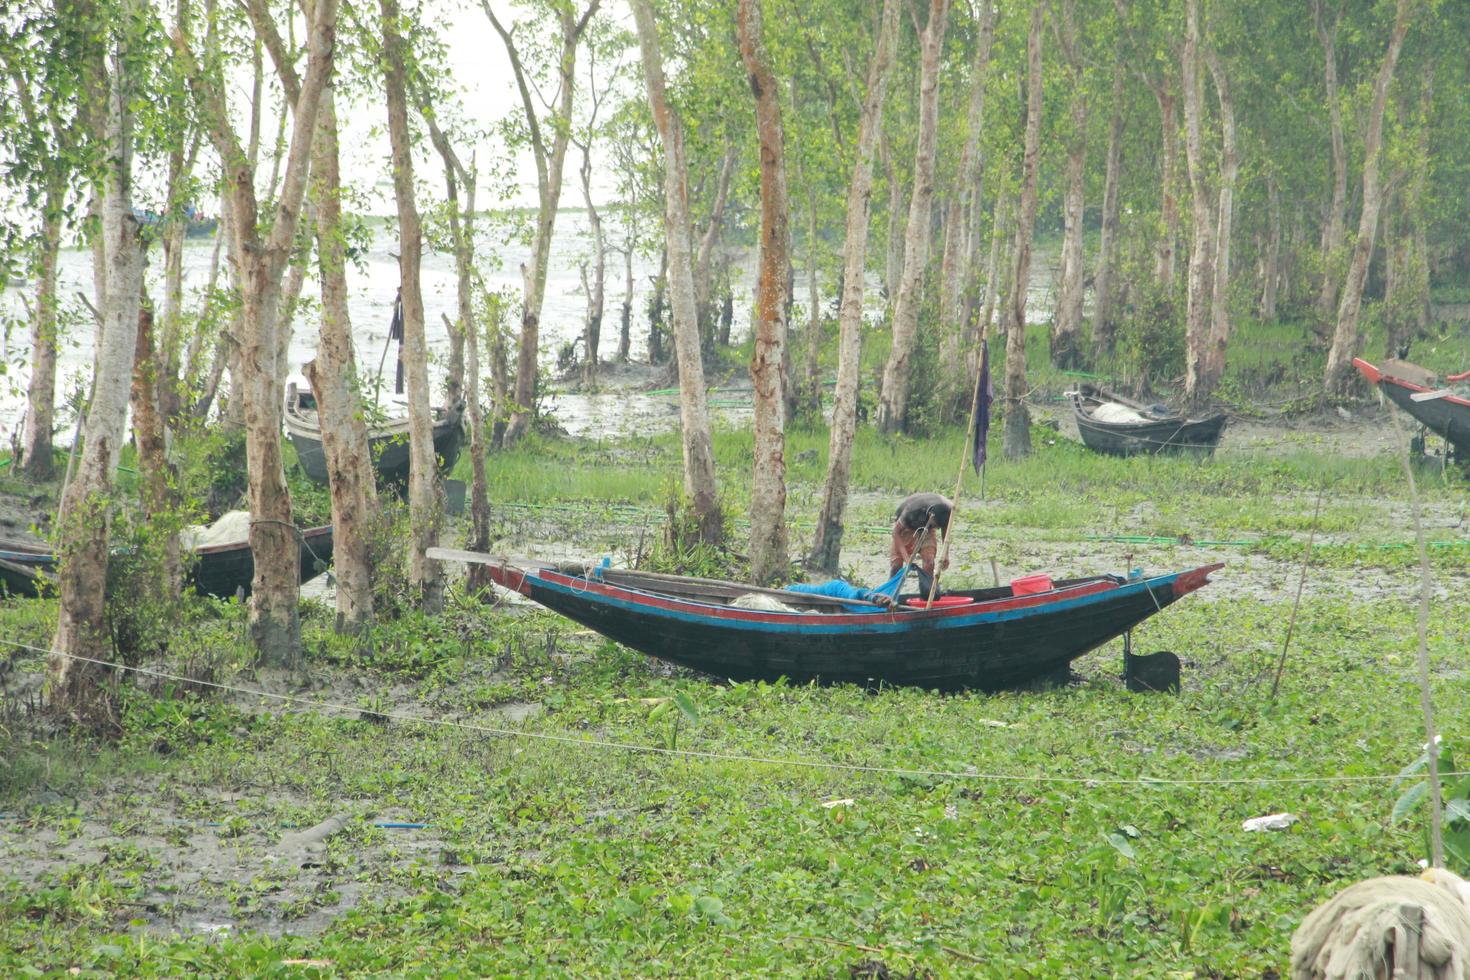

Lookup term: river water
[0,210,1058,441]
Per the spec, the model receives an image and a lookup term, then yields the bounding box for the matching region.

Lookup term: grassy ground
[4,399,1470,975]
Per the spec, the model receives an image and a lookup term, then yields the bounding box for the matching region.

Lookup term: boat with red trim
[1353,357,1470,458]
[430,549,1222,691]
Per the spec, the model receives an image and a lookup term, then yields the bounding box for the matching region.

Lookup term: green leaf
[1392,752,1429,791]
[1444,798,1470,825]
[1393,780,1430,824]
[673,691,700,724]
[1104,831,1135,859]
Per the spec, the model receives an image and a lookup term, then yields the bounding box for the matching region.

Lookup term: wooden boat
[431,548,1223,691]
[0,522,334,600]
[0,555,53,598]
[285,384,466,487]
[1069,384,1228,457]
[1353,357,1470,457]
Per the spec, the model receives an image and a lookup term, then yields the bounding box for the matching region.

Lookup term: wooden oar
[1410,389,1454,402]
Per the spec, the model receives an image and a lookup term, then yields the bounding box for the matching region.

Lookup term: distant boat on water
[129,206,217,238]
[284,384,465,488]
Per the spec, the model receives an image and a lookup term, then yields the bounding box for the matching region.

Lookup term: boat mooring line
[5,640,1456,790]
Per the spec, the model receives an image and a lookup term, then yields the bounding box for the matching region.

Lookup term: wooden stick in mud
[926,332,990,607]
[1269,485,1323,702]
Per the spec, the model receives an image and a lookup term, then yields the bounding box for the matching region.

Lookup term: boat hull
[0,526,334,600]
[287,401,465,487]
[1075,413,1228,457]
[1354,357,1470,454]
[485,562,1221,691]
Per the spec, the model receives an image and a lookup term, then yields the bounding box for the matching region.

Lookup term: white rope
[7,639,1452,789]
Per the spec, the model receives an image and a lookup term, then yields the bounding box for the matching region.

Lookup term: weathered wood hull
[482,560,1222,691]
[0,556,52,598]
[1070,384,1227,457]
[286,393,466,487]
[1354,357,1470,454]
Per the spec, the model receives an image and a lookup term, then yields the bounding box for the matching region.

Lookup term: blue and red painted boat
[433,549,1223,691]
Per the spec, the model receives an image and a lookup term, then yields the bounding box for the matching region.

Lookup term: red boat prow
[1352,357,1382,385]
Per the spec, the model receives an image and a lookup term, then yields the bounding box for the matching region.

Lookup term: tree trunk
[1093,59,1124,355]
[1181,0,1215,405]
[1050,0,1086,370]
[695,146,736,342]
[876,0,950,434]
[491,1,600,445]
[979,191,1009,345]
[1003,3,1043,461]
[809,0,901,574]
[1323,0,1415,394]
[578,140,606,387]
[882,138,904,301]
[130,301,182,593]
[1153,90,1178,284]
[1261,174,1281,321]
[801,185,822,417]
[459,178,493,594]
[381,0,443,611]
[1313,0,1347,325]
[307,83,376,633]
[938,1,994,348]
[1202,49,1237,394]
[21,184,63,481]
[736,0,790,585]
[631,0,722,544]
[50,50,143,732]
[182,0,340,666]
[618,236,633,362]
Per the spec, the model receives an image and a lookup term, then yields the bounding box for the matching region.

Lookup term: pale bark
[1154,90,1178,284]
[937,0,994,345]
[809,0,901,574]
[1050,0,1086,369]
[381,0,443,611]
[617,235,633,361]
[695,146,736,341]
[631,0,722,544]
[22,189,63,481]
[1093,59,1124,355]
[979,191,1010,344]
[179,0,340,666]
[1261,174,1281,321]
[735,0,790,585]
[50,36,144,731]
[1181,0,1215,405]
[1324,0,1416,394]
[485,0,601,445]
[1202,49,1236,394]
[800,185,822,416]
[1003,3,1043,461]
[307,83,376,633]
[578,139,606,385]
[876,0,950,434]
[882,138,904,300]
[1313,0,1347,324]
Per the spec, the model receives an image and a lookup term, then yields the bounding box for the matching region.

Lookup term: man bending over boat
[890,492,952,596]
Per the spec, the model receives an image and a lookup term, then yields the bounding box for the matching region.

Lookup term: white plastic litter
[821,799,855,809]
[1243,812,1299,832]
[180,510,252,550]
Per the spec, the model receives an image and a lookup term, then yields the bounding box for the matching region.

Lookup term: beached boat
[284,384,466,487]
[1353,357,1470,458]
[0,515,334,600]
[1069,384,1228,457]
[430,548,1222,691]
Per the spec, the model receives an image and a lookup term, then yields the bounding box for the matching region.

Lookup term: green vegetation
[5,409,1470,975]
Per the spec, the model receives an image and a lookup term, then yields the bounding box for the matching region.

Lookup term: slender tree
[1093,55,1125,355]
[1312,0,1347,325]
[484,0,602,445]
[1003,2,1043,460]
[875,0,950,433]
[1181,0,1215,404]
[736,0,791,584]
[809,0,901,573]
[1201,46,1237,394]
[629,0,722,543]
[177,0,341,665]
[1324,0,1418,393]
[1050,0,1087,370]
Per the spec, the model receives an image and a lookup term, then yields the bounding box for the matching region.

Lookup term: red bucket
[1010,573,1054,596]
[904,595,976,609]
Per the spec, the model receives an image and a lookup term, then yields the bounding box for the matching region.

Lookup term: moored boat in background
[285,384,465,487]
[1069,384,1228,457]
[1353,357,1470,460]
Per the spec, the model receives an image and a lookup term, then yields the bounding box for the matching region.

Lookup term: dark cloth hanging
[391,289,405,395]
[972,339,993,474]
